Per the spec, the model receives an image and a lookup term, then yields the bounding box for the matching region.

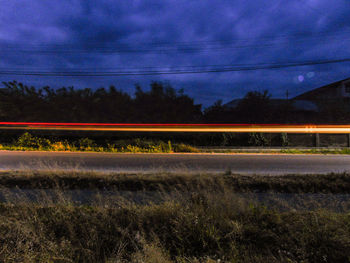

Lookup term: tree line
[0,81,348,123]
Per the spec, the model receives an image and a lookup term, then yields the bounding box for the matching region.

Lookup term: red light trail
[0,122,350,133]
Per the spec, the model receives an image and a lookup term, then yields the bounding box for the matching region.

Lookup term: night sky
[1,0,350,106]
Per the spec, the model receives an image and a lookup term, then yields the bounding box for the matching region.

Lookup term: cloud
[0,0,350,106]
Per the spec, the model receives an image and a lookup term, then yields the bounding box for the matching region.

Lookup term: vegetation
[204,89,350,124]
[0,171,349,262]
[200,147,350,154]
[0,132,200,153]
[1,171,350,193]
[280,148,350,154]
[2,132,350,154]
[0,81,202,123]
[1,199,349,262]
[1,81,350,124]
[248,133,270,146]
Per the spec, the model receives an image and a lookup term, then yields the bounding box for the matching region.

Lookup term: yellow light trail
[0,122,350,133]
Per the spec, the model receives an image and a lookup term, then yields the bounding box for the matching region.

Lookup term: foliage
[280,132,289,146]
[0,188,349,262]
[204,89,350,124]
[173,143,199,153]
[248,133,270,146]
[3,132,350,153]
[1,81,349,124]
[0,81,202,123]
[4,133,199,153]
[16,132,51,149]
[236,90,272,123]
[78,137,96,151]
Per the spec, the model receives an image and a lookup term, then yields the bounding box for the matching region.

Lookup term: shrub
[50,140,73,151]
[16,132,51,149]
[77,138,96,151]
[280,133,289,147]
[174,143,199,153]
[221,132,236,146]
[10,134,196,153]
[248,133,270,146]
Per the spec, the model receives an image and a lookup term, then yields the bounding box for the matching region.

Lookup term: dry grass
[0,192,349,262]
[0,171,349,262]
[0,170,349,193]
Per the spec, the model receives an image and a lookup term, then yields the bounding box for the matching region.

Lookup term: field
[0,171,349,262]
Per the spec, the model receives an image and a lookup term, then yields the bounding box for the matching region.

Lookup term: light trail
[1,122,350,133]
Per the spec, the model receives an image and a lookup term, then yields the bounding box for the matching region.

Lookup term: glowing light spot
[307,72,315,78]
[298,75,304,82]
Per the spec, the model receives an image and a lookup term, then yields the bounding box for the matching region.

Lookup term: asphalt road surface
[1,151,350,174]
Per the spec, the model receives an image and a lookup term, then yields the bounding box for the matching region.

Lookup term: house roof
[293,77,350,100]
[224,98,318,112]
[292,100,318,111]
[223,77,350,112]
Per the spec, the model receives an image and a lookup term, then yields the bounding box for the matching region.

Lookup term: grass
[0,171,350,262]
[0,191,349,262]
[201,147,350,155]
[0,171,350,193]
[281,148,350,154]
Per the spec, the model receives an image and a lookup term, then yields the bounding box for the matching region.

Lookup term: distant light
[298,75,305,82]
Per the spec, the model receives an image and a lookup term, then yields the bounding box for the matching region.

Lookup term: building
[224,77,350,113]
[293,77,350,101]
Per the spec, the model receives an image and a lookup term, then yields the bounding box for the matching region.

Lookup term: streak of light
[1,122,350,133]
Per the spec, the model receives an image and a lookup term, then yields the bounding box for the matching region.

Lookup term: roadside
[0,170,349,262]
[2,150,350,175]
[199,146,350,154]
[1,171,349,193]
[2,144,350,155]
[2,132,350,154]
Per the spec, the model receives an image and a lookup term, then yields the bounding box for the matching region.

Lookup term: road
[1,151,350,174]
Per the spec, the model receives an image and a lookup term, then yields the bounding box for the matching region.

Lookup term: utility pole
[315,133,320,147]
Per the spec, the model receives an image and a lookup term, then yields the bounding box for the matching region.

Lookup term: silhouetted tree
[204,100,231,123]
[1,81,348,124]
[133,82,202,123]
[235,90,272,123]
[0,81,202,123]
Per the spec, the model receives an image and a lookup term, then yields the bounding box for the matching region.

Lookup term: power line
[1,60,334,72]
[0,57,349,77]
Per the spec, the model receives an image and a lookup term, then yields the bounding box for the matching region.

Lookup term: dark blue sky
[1,0,350,106]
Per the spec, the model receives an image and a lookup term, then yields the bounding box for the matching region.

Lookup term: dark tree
[0,81,202,123]
[234,90,272,123]
[133,82,202,123]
